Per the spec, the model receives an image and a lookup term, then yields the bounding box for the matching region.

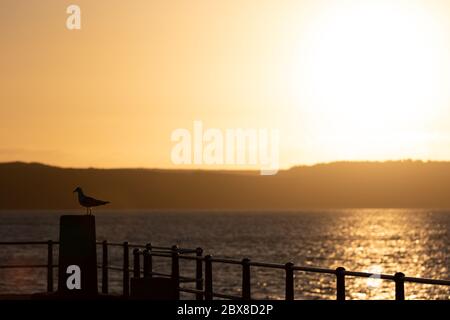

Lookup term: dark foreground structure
[0,215,449,300]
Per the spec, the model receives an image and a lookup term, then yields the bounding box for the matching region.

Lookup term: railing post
[336,267,346,301]
[285,262,294,300]
[196,247,204,300]
[133,248,141,278]
[143,250,151,278]
[143,243,152,278]
[123,241,129,297]
[394,272,405,300]
[242,258,251,300]
[171,245,180,281]
[205,255,213,300]
[102,240,108,294]
[47,240,53,293]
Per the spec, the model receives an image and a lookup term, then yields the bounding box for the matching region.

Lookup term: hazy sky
[1,0,450,169]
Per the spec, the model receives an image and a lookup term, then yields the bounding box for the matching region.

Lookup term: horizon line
[1,158,448,172]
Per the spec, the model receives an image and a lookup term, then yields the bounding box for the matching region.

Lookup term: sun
[290,1,448,161]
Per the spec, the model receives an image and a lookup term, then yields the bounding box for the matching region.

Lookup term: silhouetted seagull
[73,187,110,215]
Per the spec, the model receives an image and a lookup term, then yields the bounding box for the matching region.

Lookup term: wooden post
[102,240,108,294]
[57,215,97,295]
[336,267,346,301]
[205,255,213,300]
[143,249,151,278]
[47,240,53,293]
[242,258,251,300]
[123,242,129,297]
[195,247,203,300]
[144,243,152,278]
[133,249,141,278]
[285,262,294,300]
[394,272,405,300]
[171,245,180,283]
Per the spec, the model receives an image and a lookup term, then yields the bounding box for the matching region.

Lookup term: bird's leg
[86,207,88,215]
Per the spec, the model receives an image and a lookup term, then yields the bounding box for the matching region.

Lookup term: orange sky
[1,0,450,169]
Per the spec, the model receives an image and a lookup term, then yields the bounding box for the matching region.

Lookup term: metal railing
[0,241,58,293]
[97,241,450,300]
[0,240,449,300]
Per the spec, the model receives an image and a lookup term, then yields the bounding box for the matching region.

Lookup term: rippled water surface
[0,209,448,299]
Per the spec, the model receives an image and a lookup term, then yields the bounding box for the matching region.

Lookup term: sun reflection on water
[366,265,383,289]
[335,209,448,300]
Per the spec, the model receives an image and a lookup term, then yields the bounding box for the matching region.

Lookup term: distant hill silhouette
[1,160,450,209]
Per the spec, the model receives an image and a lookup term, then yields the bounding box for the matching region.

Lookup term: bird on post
[73,187,110,215]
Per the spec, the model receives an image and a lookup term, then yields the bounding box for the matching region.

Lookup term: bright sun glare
[295,1,448,161]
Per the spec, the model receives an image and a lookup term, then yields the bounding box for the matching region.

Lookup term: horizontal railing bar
[179,279,198,283]
[151,251,201,258]
[179,288,204,295]
[178,255,202,261]
[94,242,163,249]
[293,266,337,274]
[130,244,167,250]
[132,250,177,255]
[148,271,170,278]
[96,242,155,248]
[151,251,204,258]
[106,266,123,272]
[148,253,171,258]
[95,242,196,254]
[102,265,196,281]
[210,257,242,265]
[345,271,394,280]
[213,292,243,300]
[404,276,450,286]
[250,261,285,269]
[338,271,450,285]
[179,288,247,300]
[160,253,214,262]
[178,249,198,254]
[130,244,192,251]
